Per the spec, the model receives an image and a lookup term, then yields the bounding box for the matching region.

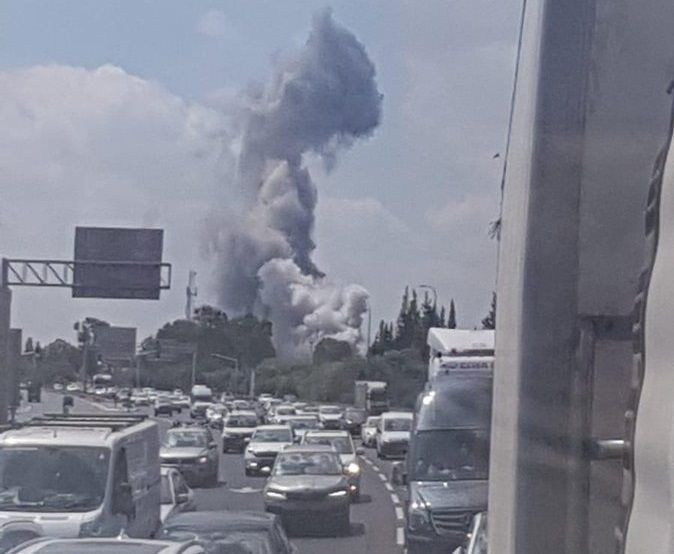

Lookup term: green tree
[447,299,457,329]
[24,337,34,353]
[481,292,496,330]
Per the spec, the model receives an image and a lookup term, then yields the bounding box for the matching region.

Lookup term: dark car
[155,395,176,416]
[340,407,367,435]
[222,412,258,453]
[158,510,296,554]
[160,427,219,487]
[263,445,351,536]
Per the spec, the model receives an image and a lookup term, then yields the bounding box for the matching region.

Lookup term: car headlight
[408,493,431,531]
[346,462,361,475]
[265,489,286,499]
[197,456,209,464]
[328,489,348,497]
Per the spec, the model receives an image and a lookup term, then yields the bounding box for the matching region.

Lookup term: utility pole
[185,270,197,320]
[211,353,239,393]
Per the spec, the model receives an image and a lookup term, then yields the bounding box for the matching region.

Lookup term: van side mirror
[391,462,407,486]
[176,492,190,504]
[113,482,134,516]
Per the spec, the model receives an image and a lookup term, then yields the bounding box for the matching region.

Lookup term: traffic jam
[0,327,492,554]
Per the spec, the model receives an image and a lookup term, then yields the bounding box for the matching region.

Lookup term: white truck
[0,414,161,551]
[354,381,389,415]
[426,328,494,383]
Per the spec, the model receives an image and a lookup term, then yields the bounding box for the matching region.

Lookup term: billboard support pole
[0,260,12,424]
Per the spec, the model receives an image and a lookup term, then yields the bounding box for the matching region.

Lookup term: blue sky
[0,1,520,346]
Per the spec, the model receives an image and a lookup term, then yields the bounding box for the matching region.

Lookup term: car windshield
[252,429,292,443]
[304,435,353,454]
[366,418,381,427]
[410,429,490,481]
[384,418,412,432]
[226,416,258,427]
[344,410,366,423]
[287,418,320,430]
[0,446,109,512]
[165,431,207,448]
[320,407,341,415]
[160,475,172,504]
[274,452,343,476]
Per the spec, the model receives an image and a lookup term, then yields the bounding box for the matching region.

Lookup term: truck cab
[403,371,492,554]
[0,414,160,551]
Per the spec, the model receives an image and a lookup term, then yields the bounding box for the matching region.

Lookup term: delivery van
[0,414,161,551]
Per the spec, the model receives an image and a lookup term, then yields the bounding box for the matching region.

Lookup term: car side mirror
[176,492,190,504]
[113,482,134,516]
[391,462,407,486]
[293,436,301,444]
[244,437,251,444]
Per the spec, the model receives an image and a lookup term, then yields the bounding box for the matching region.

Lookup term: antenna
[185,270,197,320]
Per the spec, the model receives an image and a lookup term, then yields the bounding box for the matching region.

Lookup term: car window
[274,452,342,476]
[160,474,173,504]
[252,429,292,443]
[304,436,353,454]
[384,418,412,432]
[165,431,207,448]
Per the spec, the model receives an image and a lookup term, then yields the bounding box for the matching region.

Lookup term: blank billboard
[73,227,163,299]
[93,326,137,365]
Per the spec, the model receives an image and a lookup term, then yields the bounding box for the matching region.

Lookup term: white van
[0,414,161,550]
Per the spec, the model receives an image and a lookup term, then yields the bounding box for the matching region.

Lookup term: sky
[0,0,521,348]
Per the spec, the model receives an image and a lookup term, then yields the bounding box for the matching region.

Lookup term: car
[190,400,213,420]
[263,445,351,535]
[174,394,191,410]
[244,425,295,477]
[232,399,253,412]
[160,467,195,523]
[5,537,206,554]
[318,405,343,430]
[341,407,367,435]
[270,405,296,424]
[51,383,63,392]
[158,510,296,554]
[206,403,228,429]
[279,415,321,440]
[222,411,259,453]
[155,395,176,416]
[65,382,81,393]
[301,430,363,499]
[132,391,151,406]
[361,416,381,447]
[298,405,320,415]
[160,426,219,487]
[376,411,414,459]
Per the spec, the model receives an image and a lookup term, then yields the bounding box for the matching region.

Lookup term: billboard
[93,326,137,366]
[73,227,164,299]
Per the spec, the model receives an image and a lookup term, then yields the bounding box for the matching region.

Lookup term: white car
[361,416,381,447]
[301,429,363,499]
[376,411,414,459]
[65,382,81,393]
[244,425,295,476]
[7,537,205,553]
[160,467,195,522]
[318,405,344,430]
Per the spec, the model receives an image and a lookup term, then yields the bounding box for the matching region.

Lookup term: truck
[394,328,493,553]
[426,328,494,383]
[0,414,160,550]
[354,381,389,415]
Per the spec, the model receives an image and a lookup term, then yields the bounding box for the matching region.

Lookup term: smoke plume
[209,8,382,357]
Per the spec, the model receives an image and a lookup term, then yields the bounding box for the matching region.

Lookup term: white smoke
[209,8,382,357]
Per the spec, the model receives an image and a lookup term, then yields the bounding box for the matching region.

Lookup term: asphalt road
[16,391,406,554]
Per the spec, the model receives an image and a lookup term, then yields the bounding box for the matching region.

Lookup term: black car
[340,408,367,435]
[158,510,296,553]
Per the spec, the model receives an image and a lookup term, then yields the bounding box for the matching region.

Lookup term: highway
[18,392,406,554]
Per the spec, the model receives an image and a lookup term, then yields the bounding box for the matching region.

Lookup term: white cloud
[197,10,231,38]
[0,64,234,342]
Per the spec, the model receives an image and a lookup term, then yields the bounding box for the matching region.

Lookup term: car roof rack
[23,413,148,432]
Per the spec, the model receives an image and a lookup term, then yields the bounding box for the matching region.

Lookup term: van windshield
[410,429,489,482]
[384,418,412,432]
[0,446,110,512]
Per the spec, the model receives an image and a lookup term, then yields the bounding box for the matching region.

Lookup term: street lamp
[419,284,438,307]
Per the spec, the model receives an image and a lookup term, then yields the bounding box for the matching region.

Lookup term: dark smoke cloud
[209,8,382,357]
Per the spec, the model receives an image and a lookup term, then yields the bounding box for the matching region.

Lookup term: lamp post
[211,353,240,394]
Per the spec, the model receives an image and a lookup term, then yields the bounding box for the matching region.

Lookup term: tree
[313,338,352,365]
[447,299,457,329]
[24,337,34,353]
[481,292,496,330]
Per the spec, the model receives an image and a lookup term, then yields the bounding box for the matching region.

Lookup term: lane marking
[385,482,394,492]
[396,527,405,546]
[391,493,401,505]
[363,458,373,466]
[378,473,387,482]
[395,506,404,520]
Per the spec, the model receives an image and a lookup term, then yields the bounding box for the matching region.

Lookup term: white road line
[363,458,373,466]
[396,527,405,546]
[391,493,401,505]
[384,482,394,491]
[378,473,387,482]
[395,506,405,520]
